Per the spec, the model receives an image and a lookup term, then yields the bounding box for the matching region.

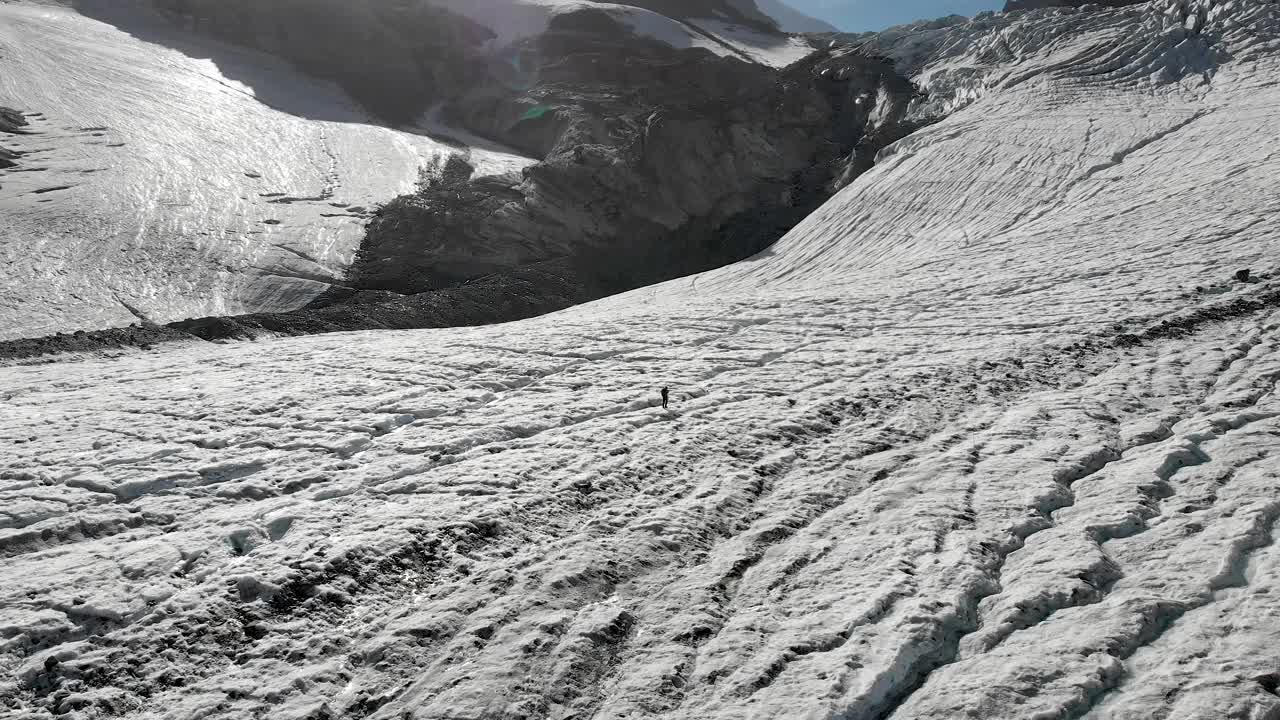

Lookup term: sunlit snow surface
[4,1,1280,719]
[0,2,528,341]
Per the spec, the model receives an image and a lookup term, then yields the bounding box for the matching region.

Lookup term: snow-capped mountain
[0,0,822,343]
[3,1,1280,718]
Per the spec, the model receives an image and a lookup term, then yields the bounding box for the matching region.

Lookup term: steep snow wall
[3,1,1280,719]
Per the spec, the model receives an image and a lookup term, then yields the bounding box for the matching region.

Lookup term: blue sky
[789,0,1005,32]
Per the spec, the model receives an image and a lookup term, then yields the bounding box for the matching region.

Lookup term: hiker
[661,386,670,409]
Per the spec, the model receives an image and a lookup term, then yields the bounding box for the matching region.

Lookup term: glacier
[3,1,1280,719]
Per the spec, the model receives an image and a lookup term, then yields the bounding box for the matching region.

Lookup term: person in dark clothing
[661,386,670,409]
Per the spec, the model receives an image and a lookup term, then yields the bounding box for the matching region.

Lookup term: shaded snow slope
[0,2,523,341]
[4,1,1280,719]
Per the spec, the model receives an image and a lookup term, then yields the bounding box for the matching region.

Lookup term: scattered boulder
[1236,268,1252,282]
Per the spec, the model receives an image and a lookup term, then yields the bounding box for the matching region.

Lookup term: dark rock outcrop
[112,0,795,125]
[0,107,27,171]
[613,0,779,32]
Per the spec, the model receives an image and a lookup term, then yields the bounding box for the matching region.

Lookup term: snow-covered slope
[0,2,527,342]
[4,1,1280,719]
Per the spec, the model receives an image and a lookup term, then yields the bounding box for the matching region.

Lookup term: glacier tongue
[3,1,1280,719]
